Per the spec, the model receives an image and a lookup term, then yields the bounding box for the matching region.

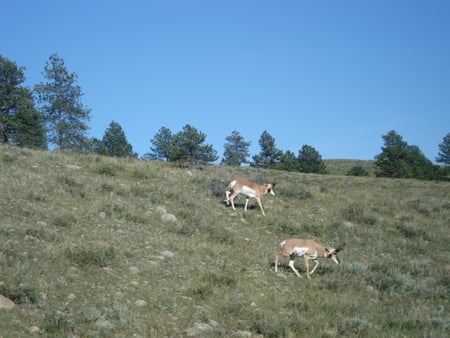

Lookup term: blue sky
[2,0,449,161]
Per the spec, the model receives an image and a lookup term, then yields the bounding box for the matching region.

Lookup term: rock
[186,322,213,336]
[156,206,167,214]
[0,295,15,310]
[29,326,41,335]
[161,213,177,223]
[129,266,140,274]
[160,250,175,258]
[66,164,81,170]
[343,221,354,228]
[134,299,147,307]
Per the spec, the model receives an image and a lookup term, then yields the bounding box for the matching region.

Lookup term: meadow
[0,146,449,337]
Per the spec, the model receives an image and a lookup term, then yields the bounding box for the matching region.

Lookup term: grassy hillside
[0,146,449,337]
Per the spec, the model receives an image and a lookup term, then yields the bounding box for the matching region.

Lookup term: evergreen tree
[221,130,251,166]
[171,124,218,165]
[375,130,438,180]
[436,133,450,166]
[93,121,136,158]
[89,137,107,155]
[147,124,218,165]
[0,55,46,147]
[276,150,300,172]
[10,88,47,148]
[251,130,282,168]
[375,130,411,178]
[297,145,328,174]
[34,53,91,152]
[145,126,174,161]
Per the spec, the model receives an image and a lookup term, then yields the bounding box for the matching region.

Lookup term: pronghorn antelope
[275,239,345,278]
[225,179,275,216]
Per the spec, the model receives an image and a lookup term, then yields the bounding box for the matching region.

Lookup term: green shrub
[52,213,77,227]
[0,283,38,304]
[346,166,369,176]
[250,315,286,337]
[339,317,372,336]
[94,163,119,176]
[65,244,116,267]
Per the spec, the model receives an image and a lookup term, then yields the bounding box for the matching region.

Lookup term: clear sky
[2,0,449,161]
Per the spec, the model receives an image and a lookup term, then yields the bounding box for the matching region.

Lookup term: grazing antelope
[225,179,275,216]
[275,239,345,279]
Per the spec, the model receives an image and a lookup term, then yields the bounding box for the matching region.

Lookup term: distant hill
[324,159,376,176]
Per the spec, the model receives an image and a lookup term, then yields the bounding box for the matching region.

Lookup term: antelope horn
[335,243,346,253]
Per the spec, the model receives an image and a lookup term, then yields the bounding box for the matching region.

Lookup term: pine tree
[93,121,136,158]
[297,145,328,174]
[251,131,282,168]
[436,133,450,166]
[221,130,251,166]
[171,124,218,165]
[145,127,174,161]
[276,150,300,172]
[10,88,47,148]
[375,130,438,180]
[34,54,91,152]
[0,55,46,147]
[147,124,218,165]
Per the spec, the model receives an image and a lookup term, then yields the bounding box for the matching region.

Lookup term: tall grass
[0,145,449,337]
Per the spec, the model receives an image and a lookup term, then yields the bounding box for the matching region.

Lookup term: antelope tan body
[225,179,275,216]
[275,238,345,278]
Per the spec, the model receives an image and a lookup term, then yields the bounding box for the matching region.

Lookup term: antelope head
[324,243,346,264]
[265,183,276,196]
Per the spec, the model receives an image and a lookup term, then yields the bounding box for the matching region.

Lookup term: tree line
[1,54,449,180]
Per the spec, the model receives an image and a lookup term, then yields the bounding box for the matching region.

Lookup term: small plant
[395,222,427,239]
[187,283,214,300]
[209,178,227,198]
[0,224,13,236]
[171,224,197,236]
[341,204,364,222]
[0,151,17,163]
[206,227,235,245]
[339,317,372,336]
[94,163,119,176]
[25,227,46,239]
[56,173,81,187]
[65,244,116,267]
[346,166,369,176]
[279,185,313,200]
[202,272,236,287]
[0,283,38,304]
[43,308,75,334]
[250,315,286,337]
[52,213,77,227]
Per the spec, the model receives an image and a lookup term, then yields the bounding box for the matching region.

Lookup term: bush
[346,166,369,176]
[65,244,116,267]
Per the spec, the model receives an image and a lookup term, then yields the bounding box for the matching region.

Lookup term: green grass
[0,145,449,337]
